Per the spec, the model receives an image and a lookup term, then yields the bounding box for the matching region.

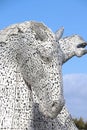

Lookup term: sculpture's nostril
[77,42,87,48]
[51,99,65,118]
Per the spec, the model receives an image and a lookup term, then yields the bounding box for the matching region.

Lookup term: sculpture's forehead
[0,21,60,61]
[0,21,55,45]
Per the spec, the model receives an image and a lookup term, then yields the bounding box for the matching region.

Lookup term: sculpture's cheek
[30,62,65,118]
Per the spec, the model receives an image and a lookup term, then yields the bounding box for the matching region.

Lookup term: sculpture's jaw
[76,42,87,57]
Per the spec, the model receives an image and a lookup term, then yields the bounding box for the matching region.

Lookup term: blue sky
[0,0,87,119]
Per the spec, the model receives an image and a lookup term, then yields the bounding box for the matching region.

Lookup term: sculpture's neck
[62,51,75,64]
[58,39,75,64]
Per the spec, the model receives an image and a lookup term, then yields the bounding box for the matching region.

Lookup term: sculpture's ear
[55,27,64,42]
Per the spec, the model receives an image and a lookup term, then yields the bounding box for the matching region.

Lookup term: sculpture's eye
[0,42,6,47]
[35,33,45,41]
[40,55,52,63]
[36,41,53,63]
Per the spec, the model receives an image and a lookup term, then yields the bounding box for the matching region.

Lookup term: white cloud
[63,73,87,119]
